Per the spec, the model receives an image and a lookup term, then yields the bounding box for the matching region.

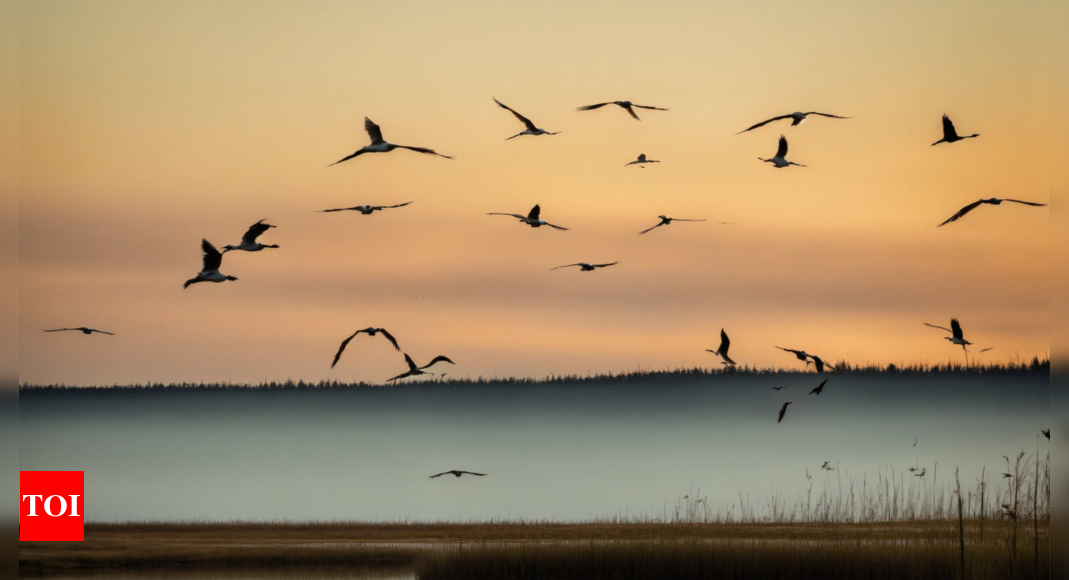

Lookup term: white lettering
[68,495,81,517]
[44,495,68,517]
[22,494,43,516]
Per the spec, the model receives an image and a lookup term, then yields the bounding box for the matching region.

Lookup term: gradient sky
[19,0,1049,385]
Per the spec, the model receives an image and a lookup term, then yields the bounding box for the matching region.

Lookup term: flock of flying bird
[45,99,1048,445]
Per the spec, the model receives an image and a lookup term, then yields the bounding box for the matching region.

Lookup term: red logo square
[20,471,85,541]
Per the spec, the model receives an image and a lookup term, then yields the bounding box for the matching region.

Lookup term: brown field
[21,518,1049,579]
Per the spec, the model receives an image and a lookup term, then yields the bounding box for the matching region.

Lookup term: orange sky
[18,0,1050,385]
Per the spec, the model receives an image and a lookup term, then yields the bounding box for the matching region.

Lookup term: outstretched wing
[938,200,984,226]
[90,329,116,335]
[632,104,669,111]
[403,352,419,372]
[923,322,953,334]
[638,222,665,235]
[494,98,537,131]
[621,104,641,120]
[777,403,789,423]
[543,222,569,231]
[719,329,731,355]
[365,117,384,145]
[378,328,401,351]
[200,239,222,271]
[420,355,455,370]
[242,219,274,244]
[576,102,612,111]
[593,262,618,268]
[328,150,366,166]
[459,471,487,476]
[551,264,581,270]
[429,472,449,478]
[950,319,964,340]
[941,114,959,140]
[806,112,850,119]
[43,328,75,332]
[776,346,805,356]
[487,212,528,220]
[735,114,792,134]
[395,145,454,159]
[775,135,788,158]
[1003,199,1048,207]
[331,330,365,369]
[672,218,706,222]
[527,204,541,220]
[383,201,413,210]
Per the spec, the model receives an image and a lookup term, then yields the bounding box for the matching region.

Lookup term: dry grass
[21,518,1049,578]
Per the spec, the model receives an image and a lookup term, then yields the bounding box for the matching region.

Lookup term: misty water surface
[19,373,1047,522]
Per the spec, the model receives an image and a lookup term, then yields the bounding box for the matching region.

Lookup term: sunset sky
[19,0,1050,385]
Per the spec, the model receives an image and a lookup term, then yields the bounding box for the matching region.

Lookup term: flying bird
[809,379,828,396]
[706,329,737,365]
[1002,473,1013,479]
[776,347,832,372]
[43,327,114,335]
[932,114,979,146]
[625,154,660,167]
[551,262,618,272]
[222,219,278,253]
[821,461,834,471]
[183,239,237,289]
[759,135,806,168]
[493,98,560,139]
[638,215,706,235]
[329,117,454,166]
[777,401,793,423]
[320,202,412,215]
[924,319,973,355]
[331,328,401,369]
[979,347,994,354]
[429,470,486,479]
[735,111,850,134]
[937,198,1047,227]
[576,100,669,121]
[809,355,834,374]
[772,386,786,391]
[1042,429,1049,439]
[488,204,569,230]
[387,353,455,382]
[914,468,927,477]
[776,347,812,365]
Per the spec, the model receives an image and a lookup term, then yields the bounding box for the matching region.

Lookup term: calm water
[19,373,1047,522]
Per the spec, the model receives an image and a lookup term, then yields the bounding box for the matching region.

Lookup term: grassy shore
[21,519,1049,578]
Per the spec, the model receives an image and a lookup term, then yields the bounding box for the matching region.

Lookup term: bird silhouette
[735,111,850,134]
[758,135,806,168]
[429,470,486,479]
[488,204,569,230]
[388,354,455,382]
[494,98,560,139]
[43,327,114,335]
[931,114,979,146]
[938,198,1047,226]
[551,262,618,272]
[183,239,237,289]
[329,117,453,165]
[809,379,828,395]
[331,328,401,369]
[576,100,669,121]
[222,220,278,253]
[320,202,412,215]
[706,329,737,365]
[777,401,793,423]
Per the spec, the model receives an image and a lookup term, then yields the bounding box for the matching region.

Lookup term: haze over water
[20,374,1047,522]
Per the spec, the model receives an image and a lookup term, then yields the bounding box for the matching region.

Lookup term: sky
[18,0,1050,386]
